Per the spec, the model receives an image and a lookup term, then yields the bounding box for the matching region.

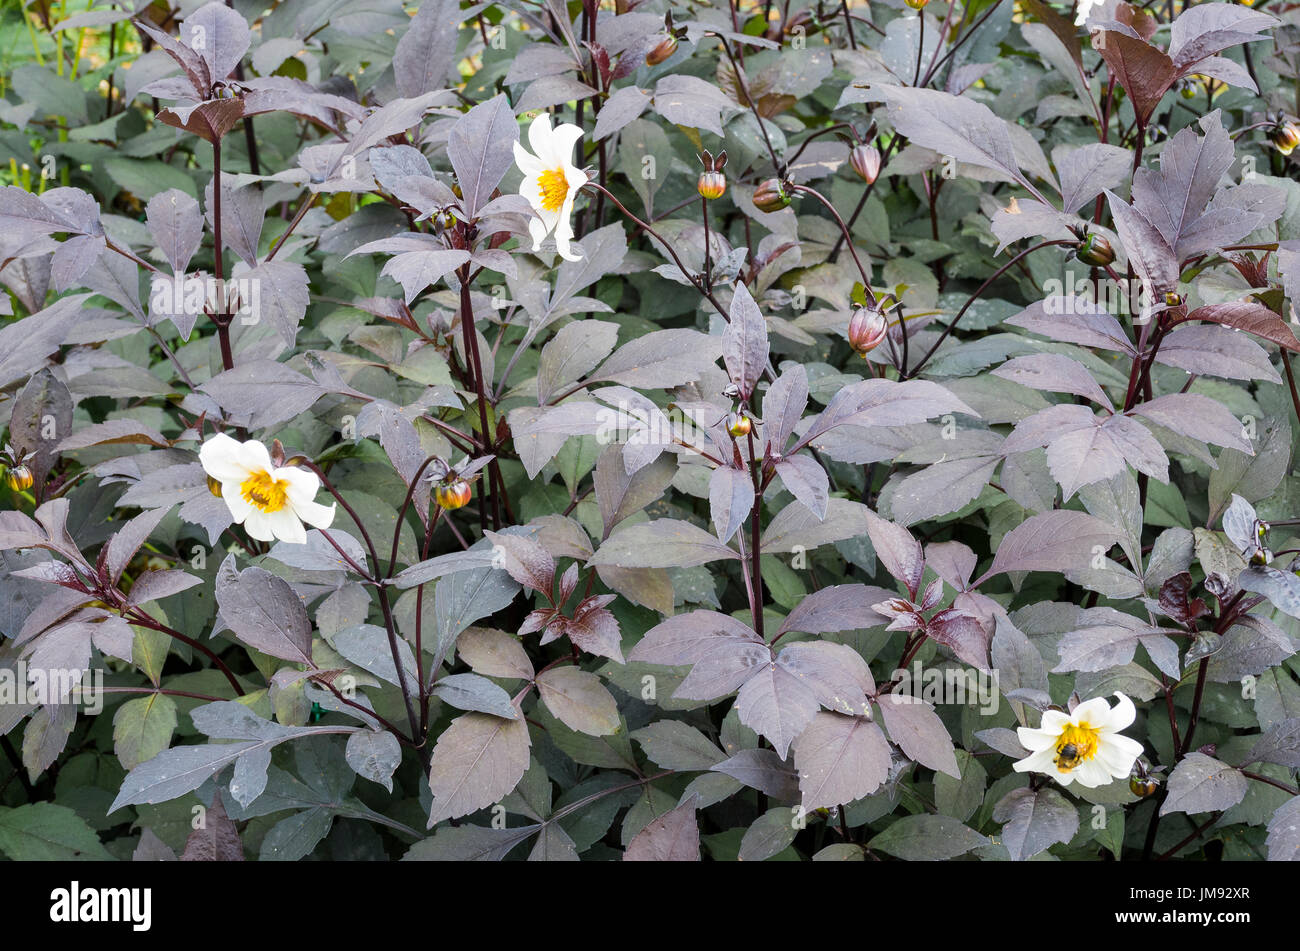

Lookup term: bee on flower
[513,113,588,262]
[1013,692,1144,788]
[199,433,336,544]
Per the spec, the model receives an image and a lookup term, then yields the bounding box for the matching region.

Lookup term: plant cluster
[0,0,1298,862]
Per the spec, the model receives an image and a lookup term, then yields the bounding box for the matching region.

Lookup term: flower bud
[1074,233,1115,267]
[847,305,889,355]
[698,170,726,200]
[725,412,752,438]
[207,474,224,498]
[1129,775,1159,797]
[849,144,882,184]
[4,464,33,492]
[905,0,929,8]
[435,478,472,511]
[1267,119,1300,156]
[646,34,678,66]
[752,178,791,212]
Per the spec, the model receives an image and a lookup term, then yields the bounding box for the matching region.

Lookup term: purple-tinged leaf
[775,455,828,520]
[993,353,1114,410]
[623,798,700,861]
[1128,393,1253,453]
[992,787,1078,861]
[629,610,762,666]
[864,509,924,599]
[393,0,460,99]
[1179,300,1300,354]
[734,661,821,759]
[722,282,769,400]
[427,712,531,826]
[876,694,960,778]
[1160,752,1248,815]
[794,712,891,811]
[708,466,755,545]
[762,364,809,455]
[976,511,1123,585]
[214,558,312,665]
[483,530,555,597]
[145,189,204,275]
[448,94,519,220]
[926,609,990,669]
[591,519,740,569]
[778,584,897,636]
[183,3,250,84]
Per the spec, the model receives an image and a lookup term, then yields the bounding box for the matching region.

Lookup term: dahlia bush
[0,0,1298,865]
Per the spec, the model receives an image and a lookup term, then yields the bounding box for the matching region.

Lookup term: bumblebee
[1056,742,1084,771]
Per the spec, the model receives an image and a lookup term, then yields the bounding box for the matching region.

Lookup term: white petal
[199,433,251,482]
[276,466,322,506]
[1012,747,1056,775]
[1098,733,1143,775]
[265,507,307,544]
[527,216,549,251]
[1101,692,1136,732]
[241,508,278,542]
[1016,726,1059,753]
[527,112,555,157]
[220,480,253,522]
[552,196,581,261]
[291,497,336,530]
[513,140,542,176]
[542,121,584,167]
[1072,757,1114,789]
[1070,696,1112,727]
[237,438,275,475]
[1039,710,1070,732]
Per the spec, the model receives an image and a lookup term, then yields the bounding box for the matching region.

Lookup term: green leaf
[0,803,112,860]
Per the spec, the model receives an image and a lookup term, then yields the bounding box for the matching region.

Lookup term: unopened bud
[848,305,888,355]
[646,34,678,66]
[753,178,791,212]
[1267,119,1300,155]
[1074,233,1115,267]
[698,170,726,200]
[849,144,882,184]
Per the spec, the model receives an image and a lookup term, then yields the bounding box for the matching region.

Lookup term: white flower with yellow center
[513,112,587,262]
[1013,692,1143,788]
[199,433,335,544]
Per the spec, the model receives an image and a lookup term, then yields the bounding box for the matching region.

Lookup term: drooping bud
[847,305,889,355]
[1267,119,1300,155]
[435,478,472,511]
[1074,232,1115,267]
[753,178,791,212]
[849,144,882,184]
[1129,775,1158,797]
[646,34,678,66]
[4,464,33,492]
[725,411,752,438]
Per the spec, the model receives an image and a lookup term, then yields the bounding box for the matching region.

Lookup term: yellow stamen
[1054,722,1100,772]
[239,470,290,513]
[537,167,568,213]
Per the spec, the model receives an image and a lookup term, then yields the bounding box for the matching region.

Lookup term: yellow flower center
[239,470,290,513]
[537,167,569,213]
[1054,722,1100,773]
